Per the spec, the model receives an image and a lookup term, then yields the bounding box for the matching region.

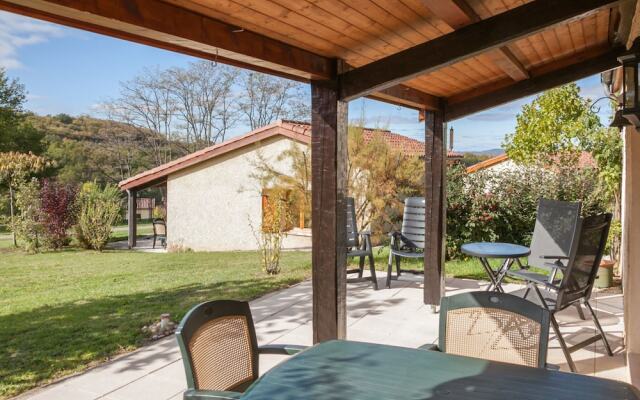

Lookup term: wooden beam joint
[341,0,621,100]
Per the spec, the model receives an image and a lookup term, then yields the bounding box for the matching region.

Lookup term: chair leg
[395,255,402,277]
[584,301,614,356]
[387,251,394,288]
[368,253,378,290]
[575,302,586,320]
[550,314,577,372]
[358,256,365,278]
[153,235,156,249]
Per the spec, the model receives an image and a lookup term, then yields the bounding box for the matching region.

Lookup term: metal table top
[461,242,530,259]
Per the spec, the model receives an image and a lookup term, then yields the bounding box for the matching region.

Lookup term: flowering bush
[39,179,77,249]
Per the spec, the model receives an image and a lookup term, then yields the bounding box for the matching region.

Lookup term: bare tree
[167,62,240,151]
[238,72,309,129]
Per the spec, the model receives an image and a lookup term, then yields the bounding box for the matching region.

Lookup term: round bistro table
[461,242,530,292]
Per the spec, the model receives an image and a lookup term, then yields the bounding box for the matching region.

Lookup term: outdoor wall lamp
[618,44,640,127]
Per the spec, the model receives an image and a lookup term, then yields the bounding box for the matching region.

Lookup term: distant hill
[466,148,505,156]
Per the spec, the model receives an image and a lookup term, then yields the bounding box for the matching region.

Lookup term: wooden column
[423,110,446,306]
[127,189,137,249]
[311,80,348,343]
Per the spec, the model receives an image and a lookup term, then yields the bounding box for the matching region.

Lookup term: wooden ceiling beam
[445,46,625,121]
[368,85,442,111]
[422,0,529,81]
[339,0,622,101]
[0,0,334,81]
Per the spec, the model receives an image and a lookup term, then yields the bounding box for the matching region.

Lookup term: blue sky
[1,11,611,152]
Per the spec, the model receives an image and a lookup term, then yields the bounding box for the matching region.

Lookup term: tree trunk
[9,185,16,247]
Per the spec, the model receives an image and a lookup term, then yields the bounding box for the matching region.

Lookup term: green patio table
[240,340,640,400]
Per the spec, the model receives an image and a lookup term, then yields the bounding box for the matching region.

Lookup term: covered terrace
[2,0,640,389]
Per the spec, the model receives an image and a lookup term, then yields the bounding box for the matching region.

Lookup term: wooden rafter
[339,0,622,101]
[422,0,529,81]
[367,85,441,111]
[446,46,625,121]
[0,0,443,111]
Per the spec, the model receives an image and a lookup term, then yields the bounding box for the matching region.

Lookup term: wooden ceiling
[0,0,633,119]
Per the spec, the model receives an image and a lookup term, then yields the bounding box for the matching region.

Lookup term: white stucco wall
[622,126,640,385]
[166,136,310,251]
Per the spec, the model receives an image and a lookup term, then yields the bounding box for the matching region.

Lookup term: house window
[261,188,309,232]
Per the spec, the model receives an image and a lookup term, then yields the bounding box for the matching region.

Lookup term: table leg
[493,258,514,293]
[479,257,500,292]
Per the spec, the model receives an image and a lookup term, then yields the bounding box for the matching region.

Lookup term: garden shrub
[39,179,77,249]
[75,182,122,251]
[12,178,43,252]
[446,163,609,259]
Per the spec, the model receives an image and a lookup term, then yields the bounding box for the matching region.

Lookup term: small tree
[75,182,122,251]
[12,178,43,252]
[39,179,77,249]
[0,152,49,246]
[251,189,292,275]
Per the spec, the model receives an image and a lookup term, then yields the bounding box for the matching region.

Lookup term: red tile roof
[119,120,459,190]
[466,152,597,174]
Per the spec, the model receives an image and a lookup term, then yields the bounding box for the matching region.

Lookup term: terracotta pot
[596,260,615,289]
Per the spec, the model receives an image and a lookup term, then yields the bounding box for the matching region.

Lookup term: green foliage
[446,165,608,259]
[75,182,122,251]
[11,179,43,253]
[504,83,601,165]
[0,69,44,154]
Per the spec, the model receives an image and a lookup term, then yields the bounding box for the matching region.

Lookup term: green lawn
[0,233,495,399]
[0,245,313,398]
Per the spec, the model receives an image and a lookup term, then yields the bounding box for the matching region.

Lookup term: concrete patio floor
[18,272,627,400]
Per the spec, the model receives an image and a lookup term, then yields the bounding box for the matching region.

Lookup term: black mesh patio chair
[387,197,425,288]
[512,213,614,373]
[425,291,551,369]
[346,197,377,290]
[508,199,581,286]
[152,218,167,249]
[176,300,307,399]
[507,199,586,318]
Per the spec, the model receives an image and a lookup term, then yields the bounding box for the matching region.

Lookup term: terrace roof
[0,0,632,119]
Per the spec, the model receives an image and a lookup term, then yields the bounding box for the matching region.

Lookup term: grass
[0,230,499,399]
[0,244,312,398]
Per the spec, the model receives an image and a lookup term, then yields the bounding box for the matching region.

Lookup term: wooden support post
[423,110,446,306]
[311,79,348,343]
[127,189,137,249]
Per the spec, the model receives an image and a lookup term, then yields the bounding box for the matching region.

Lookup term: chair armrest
[418,343,440,351]
[543,261,567,270]
[359,230,371,236]
[540,255,569,260]
[258,344,308,355]
[183,389,242,400]
[528,280,560,292]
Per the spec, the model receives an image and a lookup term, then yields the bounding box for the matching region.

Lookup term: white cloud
[0,11,64,69]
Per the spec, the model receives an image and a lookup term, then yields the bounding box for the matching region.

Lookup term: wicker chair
[426,291,551,369]
[152,218,167,249]
[176,300,307,399]
[512,213,614,372]
[387,197,425,288]
[346,197,377,289]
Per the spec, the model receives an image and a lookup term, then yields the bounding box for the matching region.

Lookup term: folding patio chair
[346,197,378,290]
[512,213,614,372]
[152,218,167,249]
[507,198,585,317]
[176,300,306,399]
[387,197,425,288]
[426,291,551,369]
